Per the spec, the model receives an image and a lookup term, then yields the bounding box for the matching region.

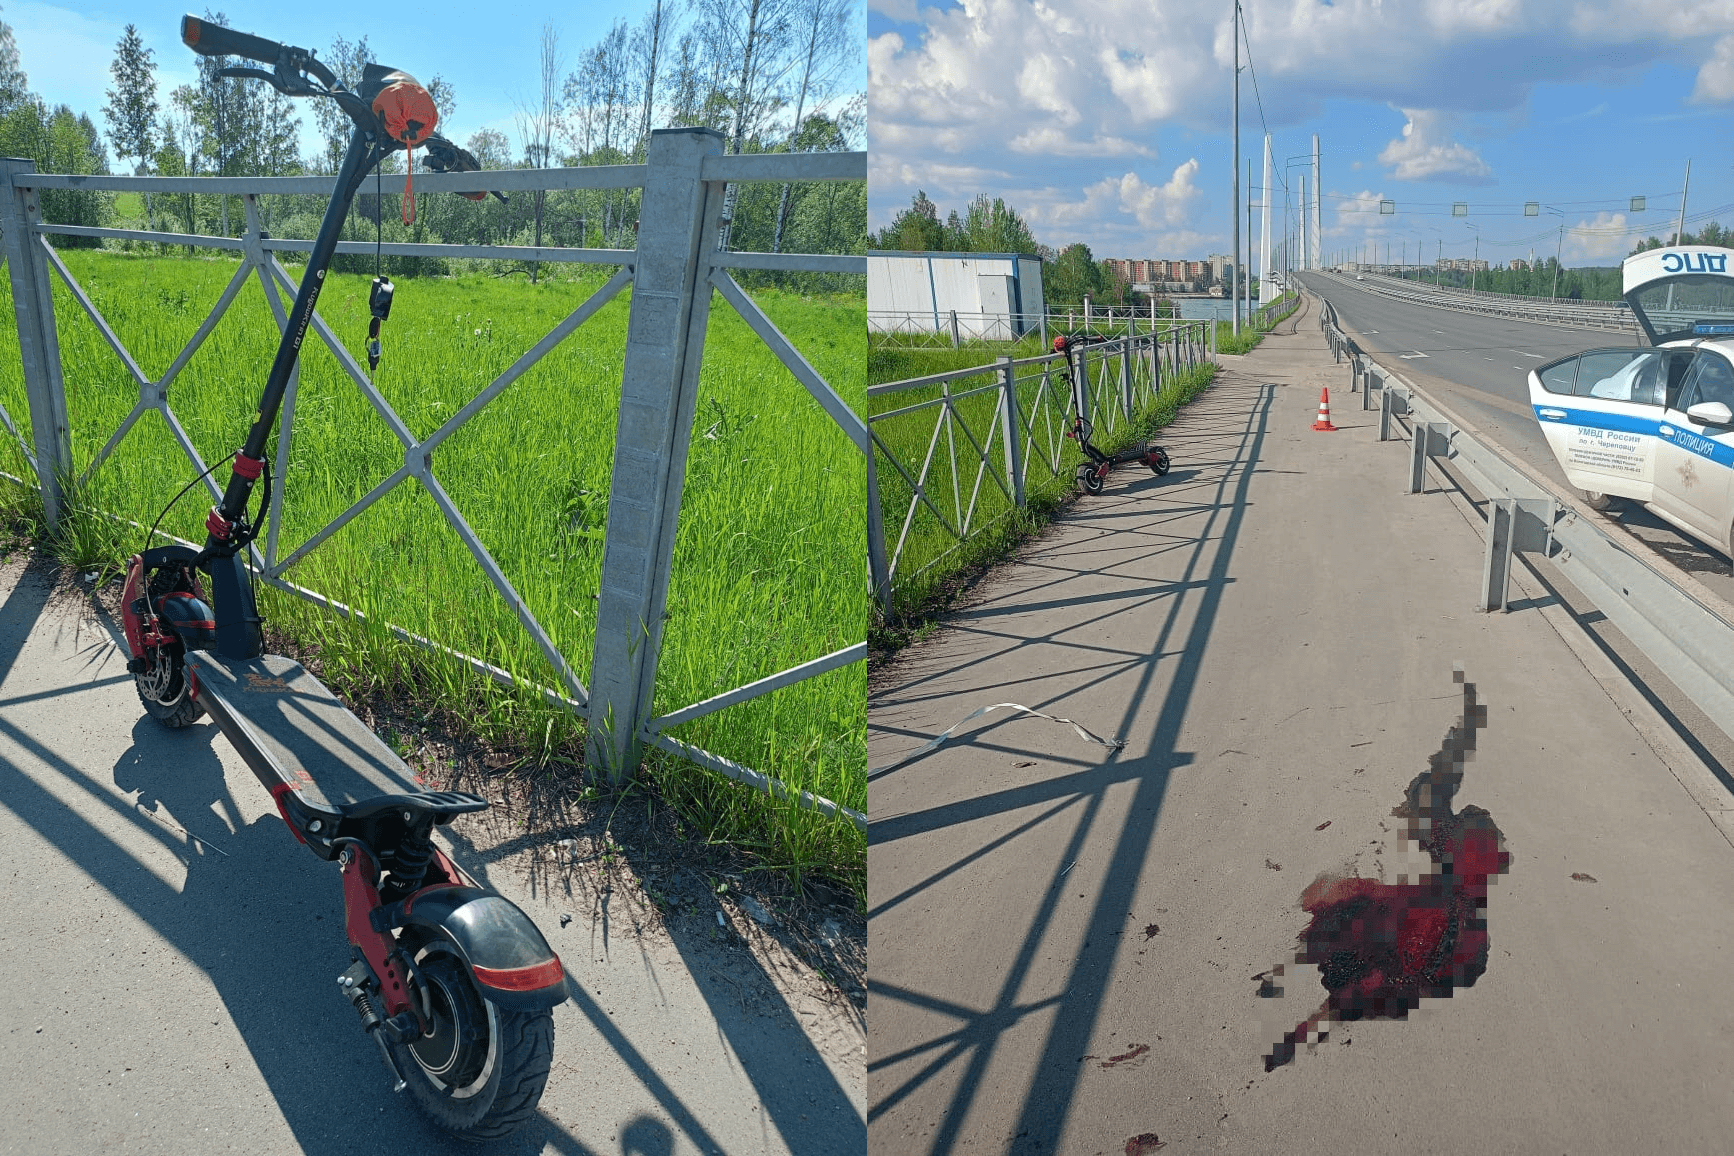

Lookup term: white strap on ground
[869,702,1126,777]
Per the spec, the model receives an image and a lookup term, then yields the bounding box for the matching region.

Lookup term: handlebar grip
[181,15,283,64]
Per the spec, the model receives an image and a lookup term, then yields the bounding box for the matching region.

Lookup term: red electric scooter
[1053,333,1171,494]
[118,17,562,1139]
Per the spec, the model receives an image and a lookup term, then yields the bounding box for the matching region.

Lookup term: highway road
[1295,272,1734,603]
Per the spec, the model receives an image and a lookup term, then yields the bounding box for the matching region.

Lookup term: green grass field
[869,327,1218,622]
[0,249,865,890]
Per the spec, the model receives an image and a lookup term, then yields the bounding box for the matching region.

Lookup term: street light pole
[1230,0,1241,336]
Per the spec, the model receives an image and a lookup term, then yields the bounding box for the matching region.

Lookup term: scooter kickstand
[339,961,410,1093]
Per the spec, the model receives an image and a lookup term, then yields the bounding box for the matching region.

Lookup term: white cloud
[871,0,1734,143]
[1693,35,1734,103]
[1378,108,1494,183]
[1007,126,1155,157]
[1015,160,1202,244]
[1563,212,1636,262]
[869,0,924,22]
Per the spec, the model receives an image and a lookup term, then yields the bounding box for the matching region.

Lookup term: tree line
[0,4,865,290]
[1405,222,1730,302]
[872,189,1204,307]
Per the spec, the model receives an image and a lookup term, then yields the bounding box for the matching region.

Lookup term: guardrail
[1323,270,1642,335]
[866,319,1215,611]
[1314,297,1734,751]
[0,129,869,828]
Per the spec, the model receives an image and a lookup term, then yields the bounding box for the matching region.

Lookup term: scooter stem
[207,122,382,659]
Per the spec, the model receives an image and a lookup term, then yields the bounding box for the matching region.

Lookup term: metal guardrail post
[1479,497,1555,612]
[587,127,725,784]
[1363,364,1375,411]
[949,309,960,349]
[998,355,1025,507]
[0,157,70,528]
[1409,421,1449,494]
[1380,385,1408,441]
[1350,353,1361,394]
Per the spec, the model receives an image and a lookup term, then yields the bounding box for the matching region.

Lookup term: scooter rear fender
[393,884,570,1011]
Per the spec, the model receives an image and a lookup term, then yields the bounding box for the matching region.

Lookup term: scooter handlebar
[181,15,284,65]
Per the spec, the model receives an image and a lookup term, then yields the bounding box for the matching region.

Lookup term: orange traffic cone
[1312,388,1337,432]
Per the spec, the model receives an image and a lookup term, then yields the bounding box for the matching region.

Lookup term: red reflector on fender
[472,957,565,992]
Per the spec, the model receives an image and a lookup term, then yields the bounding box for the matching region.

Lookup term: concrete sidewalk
[867,298,1734,1155]
[0,556,864,1156]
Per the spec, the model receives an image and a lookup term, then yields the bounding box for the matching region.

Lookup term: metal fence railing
[866,319,1216,610]
[1314,295,1734,751]
[0,129,868,828]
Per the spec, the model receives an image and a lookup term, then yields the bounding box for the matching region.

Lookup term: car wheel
[1580,490,1615,512]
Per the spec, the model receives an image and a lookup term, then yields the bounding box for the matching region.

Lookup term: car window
[1663,350,1698,410]
[1536,355,1579,395]
[1682,352,1734,411]
[1577,350,1663,404]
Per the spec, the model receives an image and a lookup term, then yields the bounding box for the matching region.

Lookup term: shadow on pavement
[0,560,837,1154]
[868,382,1276,1151]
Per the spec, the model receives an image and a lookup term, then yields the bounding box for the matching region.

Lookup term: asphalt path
[0,555,865,1156]
[868,312,1734,1154]
[1296,271,1734,601]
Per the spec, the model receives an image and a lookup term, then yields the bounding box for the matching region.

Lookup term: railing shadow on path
[0,560,854,1154]
[867,379,1276,1152]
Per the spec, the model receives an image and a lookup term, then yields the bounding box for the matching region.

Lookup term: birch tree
[103,24,158,226]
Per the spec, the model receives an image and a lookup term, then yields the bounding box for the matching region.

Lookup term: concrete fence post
[949,309,960,349]
[0,157,70,529]
[587,127,726,784]
[998,355,1025,507]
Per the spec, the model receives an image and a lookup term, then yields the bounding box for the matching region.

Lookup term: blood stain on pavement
[1259,668,1513,1072]
[1098,1043,1150,1069]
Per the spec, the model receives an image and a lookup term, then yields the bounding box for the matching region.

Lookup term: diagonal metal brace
[1480,497,1556,612]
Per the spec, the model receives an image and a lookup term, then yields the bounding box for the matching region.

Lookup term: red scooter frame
[115,17,559,1140]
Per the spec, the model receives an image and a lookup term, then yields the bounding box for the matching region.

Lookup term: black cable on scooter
[141,451,238,555]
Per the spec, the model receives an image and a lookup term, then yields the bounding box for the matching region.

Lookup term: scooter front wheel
[1076,465,1105,495]
[136,644,204,727]
[392,937,555,1140]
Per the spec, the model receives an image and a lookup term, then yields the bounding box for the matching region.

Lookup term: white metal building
[867,251,1046,340]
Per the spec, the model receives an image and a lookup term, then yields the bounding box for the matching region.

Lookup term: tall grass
[0,249,864,890]
[870,330,1217,626]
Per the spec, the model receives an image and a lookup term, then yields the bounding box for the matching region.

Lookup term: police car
[1528,245,1734,558]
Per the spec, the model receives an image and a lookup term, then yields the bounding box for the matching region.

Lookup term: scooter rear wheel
[1147,449,1171,476]
[392,936,555,1140]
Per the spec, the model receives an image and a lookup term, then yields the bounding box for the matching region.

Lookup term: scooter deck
[185,652,439,852]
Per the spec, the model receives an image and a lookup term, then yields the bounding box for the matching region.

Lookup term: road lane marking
[1400,351,1429,359]
[1510,350,1544,359]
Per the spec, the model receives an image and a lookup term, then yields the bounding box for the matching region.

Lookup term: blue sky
[870,0,1734,270]
[6,0,867,170]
